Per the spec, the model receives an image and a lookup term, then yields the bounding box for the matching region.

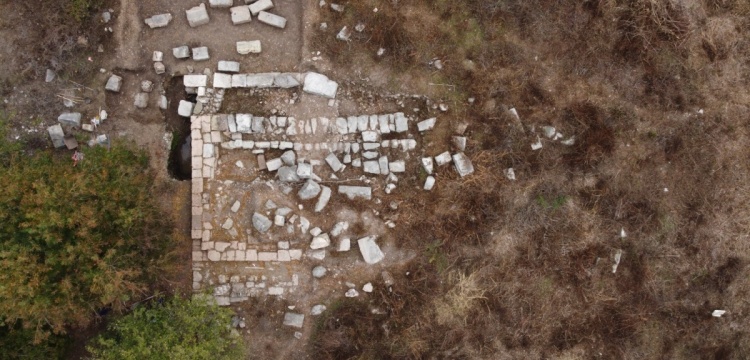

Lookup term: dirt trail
[112,0,142,70]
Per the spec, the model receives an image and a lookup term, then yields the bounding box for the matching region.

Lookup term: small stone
[310,234,331,249]
[231,201,241,213]
[154,62,166,74]
[337,238,350,252]
[230,5,252,25]
[283,312,305,328]
[355,23,365,32]
[452,152,474,177]
[144,13,173,28]
[434,152,452,166]
[298,180,321,200]
[312,266,327,278]
[133,92,148,108]
[252,212,272,233]
[345,289,359,297]
[173,45,190,59]
[105,74,122,92]
[452,136,467,151]
[141,80,154,92]
[237,40,262,54]
[336,26,351,41]
[362,283,373,293]
[45,69,56,82]
[192,47,210,61]
[357,235,384,264]
[424,176,436,191]
[504,168,516,181]
[417,118,436,131]
[311,304,327,315]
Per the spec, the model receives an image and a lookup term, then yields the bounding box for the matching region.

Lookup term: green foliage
[87,296,245,360]
[0,323,68,359]
[0,139,173,340]
[65,0,99,23]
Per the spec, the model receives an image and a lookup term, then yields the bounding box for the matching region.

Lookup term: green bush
[0,138,173,341]
[87,296,246,360]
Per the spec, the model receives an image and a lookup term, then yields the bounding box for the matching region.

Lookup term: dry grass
[310,0,750,358]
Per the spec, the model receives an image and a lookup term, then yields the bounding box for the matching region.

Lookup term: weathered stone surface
[213,73,232,88]
[389,160,405,173]
[452,152,474,177]
[274,73,301,88]
[209,0,233,8]
[105,74,122,92]
[173,45,190,59]
[133,92,148,108]
[421,157,434,174]
[339,186,372,200]
[58,112,82,127]
[257,11,286,28]
[230,5,251,24]
[277,166,300,182]
[298,179,321,200]
[45,69,56,82]
[325,153,343,172]
[303,72,338,99]
[246,73,276,88]
[218,60,240,73]
[417,117,436,131]
[312,266,327,278]
[48,124,65,148]
[358,236,385,264]
[338,238,351,252]
[280,150,296,165]
[363,283,374,292]
[283,312,304,328]
[253,212,272,233]
[435,151,452,166]
[236,40,262,54]
[311,304,327,315]
[186,3,210,27]
[154,61,166,74]
[424,176,435,191]
[394,112,408,133]
[314,186,331,212]
[184,74,208,87]
[249,0,273,15]
[296,163,312,179]
[192,46,210,61]
[266,158,282,171]
[310,233,330,249]
[363,160,380,174]
[378,156,389,175]
[144,13,172,28]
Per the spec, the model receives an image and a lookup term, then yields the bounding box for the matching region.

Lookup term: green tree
[0,140,173,341]
[87,296,245,360]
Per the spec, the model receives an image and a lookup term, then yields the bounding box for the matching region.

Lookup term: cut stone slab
[58,112,82,127]
[230,5,251,24]
[417,117,436,131]
[424,176,435,191]
[389,160,405,173]
[266,157,282,171]
[133,92,148,108]
[252,212,272,233]
[303,72,338,99]
[278,166,300,182]
[105,75,122,92]
[218,60,240,73]
[310,233,331,249]
[257,11,286,28]
[213,73,232,88]
[209,0,234,8]
[363,160,380,174]
[178,101,195,117]
[184,74,208,87]
[246,73,276,88]
[358,236,385,264]
[435,151,452,166]
[192,46,210,61]
[338,238,351,252]
[421,157,434,174]
[173,46,190,59]
[280,150,296,165]
[298,179,321,200]
[394,112,408,133]
[283,312,304,328]
[296,163,312,179]
[452,152,475,177]
[47,124,65,148]
[249,0,273,15]
[144,13,172,28]
[339,186,372,200]
[186,3,210,28]
[237,40,262,54]
[314,186,331,212]
[325,153,343,172]
[274,73,301,88]
[452,136,467,151]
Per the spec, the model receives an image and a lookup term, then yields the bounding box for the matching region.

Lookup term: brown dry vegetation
[312,0,750,358]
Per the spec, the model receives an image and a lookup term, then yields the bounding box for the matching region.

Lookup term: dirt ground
[5,0,750,359]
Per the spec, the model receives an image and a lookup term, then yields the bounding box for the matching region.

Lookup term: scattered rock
[452,152,474,177]
[231,201,241,213]
[339,186,372,200]
[303,72,338,99]
[434,152,452,166]
[298,179,321,200]
[144,13,173,28]
[209,0,234,8]
[362,283,373,293]
[417,118,436,132]
[218,60,240,73]
[531,136,543,150]
[311,305,327,315]
[314,186,331,212]
[278,166,301,182]
[452,136,466,151]
[338,238,350,252]
[133,92,148,108]
[382,271,395,286]
[504,168,516,181]
[283,312,304,328]
[45,69,56,82]
[252,212,272,233]
[310,234,331,249]
[712,310,727,318]
[236,40,262,54]
[358,236,384,264]
[249,0,274,15]
[192,46,210,61]
[47,124,65,148]
[421,157,434,174]
[424,176,435,191]
[105,74,122,92]
[154,62,166,74]
[345,289,359,297]
[178,100,195,117]
[258,11,287,29]
[58,112,82,128]
[336,26,351,41]
[173,45,190,59]
[312,266,327,278]
[186,3,210,28]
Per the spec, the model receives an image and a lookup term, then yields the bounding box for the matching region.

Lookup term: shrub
[87,296,245,360]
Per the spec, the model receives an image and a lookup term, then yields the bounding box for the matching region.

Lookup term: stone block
[314,186,331,212]
[274,73,301,88]
[278,166,300,182]
[184,74,208,87]
[230,5,251,24]
[298,180,321,200]
[105,74,122,92]
[277,250,291,261]
[246,73,276,88]
[283,312,304,328]
[266,158,282,171]
[192,46,210,61]
[209,0,233,7]
[452,152,474,177]
[389,160,405,173]
[173,45,190,59]
[154,62,166,74]
[289,249,303,260]
[421,157,434,174]
[186,3,210,28]
[257,11,286,28]
[434,151,452,166]
[47,124,65,148]
[144,13,172,28]
[325,153,343,172]
[339,186,372,200]
[249,0,273,15]
[378,156,389,175]
[237,40,262,54]
[362,130,379,142]
[213,73,232,88]
[253,212,272,233]
[424,176,435,191]
[296,163,312,179]
[133,92,148,108]
[303,72,338,99]
[178,101,195,117]
[218,60,240,73]
[258,251,277,261]
[363,161,380,174]
[394,112,408,132]
[58,112,81,128]
[417,117,436,131]
[246,249,258,261]
[357,236,384,264]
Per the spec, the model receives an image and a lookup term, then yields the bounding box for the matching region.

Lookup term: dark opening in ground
[166,76,194,180]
